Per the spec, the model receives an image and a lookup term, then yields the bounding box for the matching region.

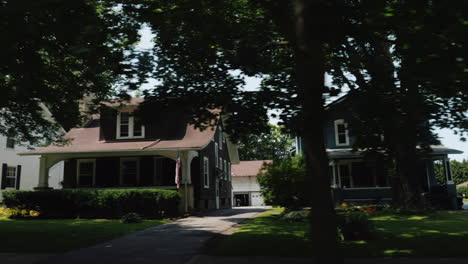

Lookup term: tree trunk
[293,1,341,263]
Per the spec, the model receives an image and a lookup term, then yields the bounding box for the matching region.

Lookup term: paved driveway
[36,207,266,264]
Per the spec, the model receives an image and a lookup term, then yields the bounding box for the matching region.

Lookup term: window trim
[119,157,140,186]
[203,157,210,188]
[5,166,17,188]
[76,159,96,187]
[116,112,145,139]
[6,137,15,149]
[334,119,349,146]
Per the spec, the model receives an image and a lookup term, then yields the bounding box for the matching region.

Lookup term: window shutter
[16,165,22,190]
[1,163,7,189]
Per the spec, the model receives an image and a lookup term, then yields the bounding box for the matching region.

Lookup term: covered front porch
[328,147,462,209]
[31,150,200,213]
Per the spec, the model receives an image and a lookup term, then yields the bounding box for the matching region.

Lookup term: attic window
[117,112,145,139]
[334,119,349,146]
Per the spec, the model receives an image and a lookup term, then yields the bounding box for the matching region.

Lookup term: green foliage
[0,0,142,143]
[257,155,307,210]
[456,186,467,197]
[238,124,294,161]
[452,159,468,185]
[2,189,180,219]
[281,210,310,223]
[337,211,372,241]
[120,213,143,224]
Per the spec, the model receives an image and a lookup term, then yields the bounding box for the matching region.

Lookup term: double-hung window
[215,143,219,168]
[117,112,145,139]
[77,159,96,187]
[203,157,209,188]
[219,127,223,150]
[6,137,15,149]
[5,166,17,188]
[334,119,349,146]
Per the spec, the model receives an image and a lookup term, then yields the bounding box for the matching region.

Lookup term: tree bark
[293,1,341,263]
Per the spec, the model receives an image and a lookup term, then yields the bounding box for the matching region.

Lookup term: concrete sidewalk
[35,207,266,264]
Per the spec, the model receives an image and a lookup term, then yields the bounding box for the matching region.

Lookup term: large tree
[327,0,467,208]
[0,0,142,144]
[125,0,344,262]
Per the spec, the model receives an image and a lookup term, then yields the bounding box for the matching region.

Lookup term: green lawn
[0,217,170,253]
[209,208,468,257]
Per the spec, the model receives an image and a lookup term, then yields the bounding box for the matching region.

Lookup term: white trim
[116,112,145,139]
[76,159,96,187]
[203,156,210,188]
[334,119,349,146]
[4,166,17,189]
[119,157,140,186]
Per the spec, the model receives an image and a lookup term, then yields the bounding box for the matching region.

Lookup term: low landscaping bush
[337,211,373,241]
[121,213,143,224]
[2,189,180,219]
[457,186,467,198]
[281,210,310,222]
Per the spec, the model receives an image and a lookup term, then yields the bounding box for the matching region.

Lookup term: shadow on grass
[206,209,468,258]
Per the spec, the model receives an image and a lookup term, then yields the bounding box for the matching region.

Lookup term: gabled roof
[25,124,216,155]
[24,98,220,155]
[231,160,272,177]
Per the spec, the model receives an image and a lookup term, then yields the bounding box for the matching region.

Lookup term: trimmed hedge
[2,189,180,219]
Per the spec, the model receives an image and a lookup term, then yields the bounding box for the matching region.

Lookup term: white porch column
[37,156,50,189]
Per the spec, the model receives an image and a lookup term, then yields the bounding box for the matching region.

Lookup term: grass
[0,217,170,253]
[209,208,468,257]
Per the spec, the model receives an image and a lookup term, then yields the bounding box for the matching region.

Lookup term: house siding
[196,124,231,210]
[0,135,62,199]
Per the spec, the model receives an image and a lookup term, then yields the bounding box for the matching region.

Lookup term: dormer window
[334,119,349,146]
[116,112,145,139]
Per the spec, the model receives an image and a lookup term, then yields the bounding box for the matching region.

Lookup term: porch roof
[327,145,463,159]
[23,124,216,155]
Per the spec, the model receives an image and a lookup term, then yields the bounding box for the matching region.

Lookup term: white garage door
[250,192,264,206]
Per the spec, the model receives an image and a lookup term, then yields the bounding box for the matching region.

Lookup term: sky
[136,27,467,162]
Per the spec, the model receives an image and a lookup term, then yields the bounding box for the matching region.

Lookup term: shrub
[281,210,310,222]
[257,155,307,210]
[337,211,372,240]
[121,213,143,224]
[2,189,180,219]
[457,186,467,198]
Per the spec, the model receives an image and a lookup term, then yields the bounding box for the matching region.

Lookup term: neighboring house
[22,98,239,212]
[1,104,65,199]
[297,95,463,209]
[231,160,270,207]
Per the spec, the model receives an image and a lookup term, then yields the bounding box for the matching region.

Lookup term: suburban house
[22,98,239,212]
[1,104,64,199]
[231,160,270,207]
[296,95,463,209]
